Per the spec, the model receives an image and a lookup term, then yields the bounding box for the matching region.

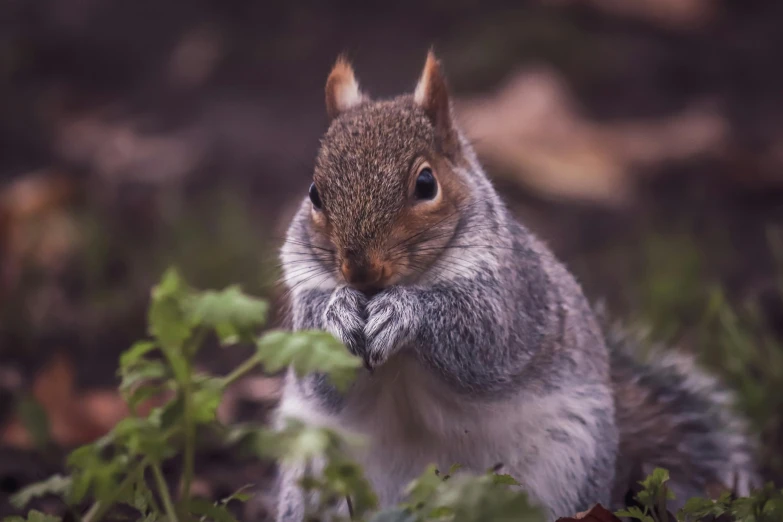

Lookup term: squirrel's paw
[323,286,368,358]
[364,286,419,368]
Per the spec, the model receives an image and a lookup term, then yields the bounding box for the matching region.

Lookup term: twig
[180,359,195,509]
[346,495,355,520]
[152,462,180,522]
[221,353,262,387]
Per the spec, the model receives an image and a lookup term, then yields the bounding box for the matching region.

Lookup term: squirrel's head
[306,51,470,294]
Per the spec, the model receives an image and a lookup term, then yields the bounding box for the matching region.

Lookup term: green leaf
[729,483,783,522]
[119,358,168,396]
[184,285,269,343]
[159,395,185,431]
[256,330,361,391]
[639,467,670,491]
[68,470,92,505]
[90,456,128,504]
[124,476,156,514]
[323,460,378,517]
[401,465,442,512]
[446,463,462,477]
[678,496,728,521]
[427,505,454,518]
[10,475,72,508]
[125,383,166,412]
[285,424,333,462]
[421,473,545,522]
[66,442,98,469]
[215,323,240,346]
[247,420,364,466]
[113,417,172,460]
[192,378,224,424]
[616,507,653,522]
[189,497,239,522]
[120,341,158,372]
[154,267,188,298]
[633,467,674,518]
[149,268,193,354]
[4,510,61,522]
[220,484,254,504]
[367,508,418,522]
[149,297,192,360]
[65,445,127,504]
[491,473,521,486]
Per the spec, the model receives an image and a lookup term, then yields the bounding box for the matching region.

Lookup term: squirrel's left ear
[414,50,459,155]
[325,55,368,120]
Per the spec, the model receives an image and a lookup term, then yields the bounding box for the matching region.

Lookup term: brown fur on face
[308,53,470,292]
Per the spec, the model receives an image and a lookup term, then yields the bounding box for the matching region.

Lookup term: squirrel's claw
[364,287,419,368]
[323,286,368,361]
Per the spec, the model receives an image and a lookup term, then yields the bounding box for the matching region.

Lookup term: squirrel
[273,52,760,521]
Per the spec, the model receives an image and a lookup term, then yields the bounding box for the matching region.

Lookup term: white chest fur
[277,353,611,517]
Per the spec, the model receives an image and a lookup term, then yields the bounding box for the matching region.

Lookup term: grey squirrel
[274,52,760,521]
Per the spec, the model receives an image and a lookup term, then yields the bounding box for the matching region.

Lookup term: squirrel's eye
[309,182,323,210]
[414,167,437,201]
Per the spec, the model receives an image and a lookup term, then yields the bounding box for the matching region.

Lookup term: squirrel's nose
[340,254,387,293]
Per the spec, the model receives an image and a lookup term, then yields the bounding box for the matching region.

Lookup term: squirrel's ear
[414,50,459,154]
[325,55,367,120]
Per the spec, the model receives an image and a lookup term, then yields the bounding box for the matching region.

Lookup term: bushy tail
[602,317,761,510]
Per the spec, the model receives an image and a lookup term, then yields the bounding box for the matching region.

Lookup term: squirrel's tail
[601,315,761,510]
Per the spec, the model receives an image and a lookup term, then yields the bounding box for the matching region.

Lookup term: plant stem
[180,359,195,510]
[180,328,206,510]
[83,458,150,522]
[220,352,261,387]
[152,462,180,522]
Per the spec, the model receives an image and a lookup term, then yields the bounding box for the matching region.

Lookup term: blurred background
[2,0,783,519]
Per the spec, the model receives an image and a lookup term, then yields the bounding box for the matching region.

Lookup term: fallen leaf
[1,353,166,448]
[457,68,728,207]
[0,172,79,300]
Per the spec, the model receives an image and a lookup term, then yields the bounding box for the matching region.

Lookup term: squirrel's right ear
[325,56,368,120]
[414,51,459,155]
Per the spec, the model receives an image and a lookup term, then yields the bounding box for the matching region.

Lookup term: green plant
[6,267,359,522]
[616,468,676,522]
[7,268,543,522]
[8,268,780,522]
[617,468,783,522]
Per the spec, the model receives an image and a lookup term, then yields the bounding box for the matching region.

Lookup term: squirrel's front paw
[323,286,368,359]
[364,286,420,368]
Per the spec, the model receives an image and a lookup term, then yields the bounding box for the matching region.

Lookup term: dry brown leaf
[456,68,727,207]
[1,353,164,448]
[0,172,74,220]
[0,173,80,302]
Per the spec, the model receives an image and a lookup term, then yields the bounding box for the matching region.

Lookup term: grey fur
[274,55,759,521]
[605,318,761,511]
